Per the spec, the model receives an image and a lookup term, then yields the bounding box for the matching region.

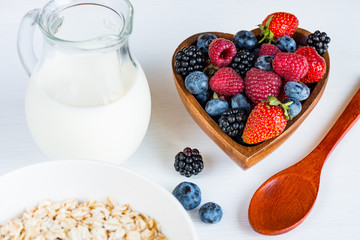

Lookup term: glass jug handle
[17,9,41,77]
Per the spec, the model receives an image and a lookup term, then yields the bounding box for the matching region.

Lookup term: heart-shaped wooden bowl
[172,28,330,169]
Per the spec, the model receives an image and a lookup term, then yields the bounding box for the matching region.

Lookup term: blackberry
[306,30,331,55]
[174,147,204,177]
[229,50,255,78]
[174,46,206,78]
[219,108,248,138]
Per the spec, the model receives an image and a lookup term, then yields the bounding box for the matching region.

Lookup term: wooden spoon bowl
[172,28,330,169]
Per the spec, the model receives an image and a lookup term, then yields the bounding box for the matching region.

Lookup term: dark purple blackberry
[306,30,331,55]
[219,108,248,138]
[174,46,206,78]
[229,50,255,78]
[174,147,204,177]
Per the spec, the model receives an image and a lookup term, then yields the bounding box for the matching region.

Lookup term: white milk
[25,49,151,163]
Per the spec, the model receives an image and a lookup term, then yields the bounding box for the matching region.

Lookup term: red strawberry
[294,46,326,83]
[208,38,237,67]
[209,67,244,96]
[245,68,282,103]
[273,52,309,81]
[242,97,290,144]
[258,43,281,57]
[259,12,299,43]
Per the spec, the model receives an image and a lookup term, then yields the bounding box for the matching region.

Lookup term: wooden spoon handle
[318,88,360,155]
[304,88,360,171]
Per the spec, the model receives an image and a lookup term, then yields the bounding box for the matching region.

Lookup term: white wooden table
[1,0,359,239]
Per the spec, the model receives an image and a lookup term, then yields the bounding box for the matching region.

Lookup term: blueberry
[199,202,223,224]
[172,182,201,210]
[185,71,209,94]
[254,55,274,71]
[194,89,212,106]
[205,98,229,117]
[276,36,296,52]
[231,94,251,114]
[284,81,310,101]
[196,33,217,52]
[282,98,302,118]
[233,30,258,51]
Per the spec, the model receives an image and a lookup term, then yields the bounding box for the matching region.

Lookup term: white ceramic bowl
[0,160,198,240]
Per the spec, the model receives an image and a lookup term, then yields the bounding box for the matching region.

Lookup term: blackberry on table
[174,46,206,78]
[229,50,255,78]
[174,147,204,177]
[306,30,331,55]
[219,108,248,138]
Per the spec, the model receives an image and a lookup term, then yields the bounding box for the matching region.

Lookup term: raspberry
[272,52,309,81]
[209,67,245,96]
[245,68,282,103]
[208,38,237,67]
[258,44,281,57]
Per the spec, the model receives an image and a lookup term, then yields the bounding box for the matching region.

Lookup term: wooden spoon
[248,88,360,235]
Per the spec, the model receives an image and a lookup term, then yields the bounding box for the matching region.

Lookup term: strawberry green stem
[267,96,293,120]
[258,16,275,43]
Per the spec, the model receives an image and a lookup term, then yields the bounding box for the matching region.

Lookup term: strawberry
[273,52,309,81]
[259,12,299,43]
[245,68,282,103]
[294,46,326,83]
[209,67,245,96]
[242,97,291,144]
[258,43,281,57]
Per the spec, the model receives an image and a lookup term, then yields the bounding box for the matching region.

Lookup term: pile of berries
[174,12,330,145]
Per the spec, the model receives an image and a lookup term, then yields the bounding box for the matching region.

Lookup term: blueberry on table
[282,98,302,119]
[276,36,296,52]
[233,30,258,51]
[284,81,310,101]
[199,202,223,224]
[184,71,209,95]
[196,33,217,52]
[254,55,274,71]
[205,98,229,117]
[172,182,201,210]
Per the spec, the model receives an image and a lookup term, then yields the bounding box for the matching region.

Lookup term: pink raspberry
[208,38,237,67]
[272,52,309,81]
[258,44,281,57]
[245,68,282,103]
[209,67,245,96]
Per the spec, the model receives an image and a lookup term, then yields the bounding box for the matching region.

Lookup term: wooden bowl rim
[172,28,330,169]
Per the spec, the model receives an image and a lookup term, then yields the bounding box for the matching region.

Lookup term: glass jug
[17,0,151,163]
